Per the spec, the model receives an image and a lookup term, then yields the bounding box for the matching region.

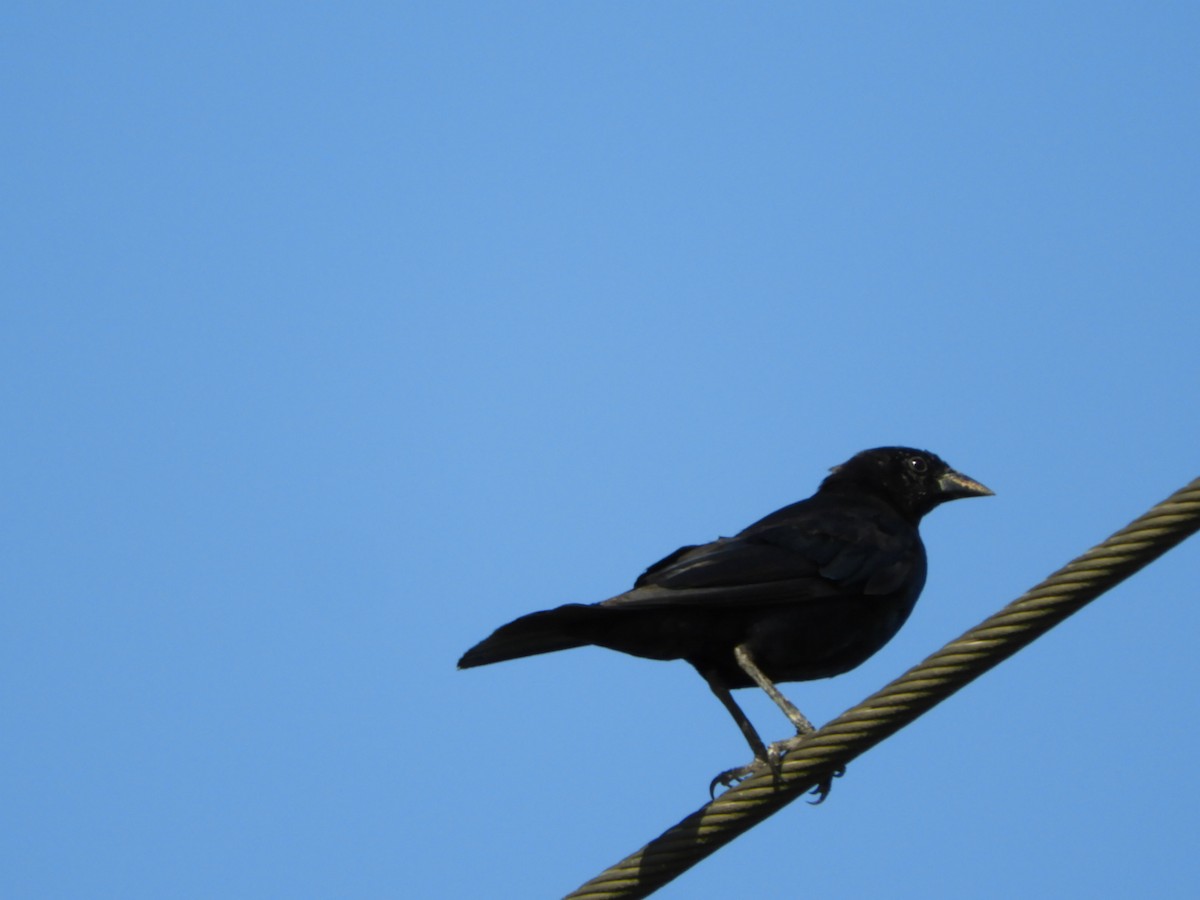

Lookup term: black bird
[459,447,991,792]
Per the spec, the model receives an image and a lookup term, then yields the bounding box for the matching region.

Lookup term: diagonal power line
[566,475,1200,899]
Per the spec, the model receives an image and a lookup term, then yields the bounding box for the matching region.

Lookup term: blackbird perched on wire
[459,447,991,795]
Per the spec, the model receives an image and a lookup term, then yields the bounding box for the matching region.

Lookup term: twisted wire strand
[566,476,1200,899]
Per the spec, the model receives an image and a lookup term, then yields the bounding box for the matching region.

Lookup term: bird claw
[764,733,844,803]
[709,764,757,798]
[806,765,846,805]
[708,745,846,805]
[709,745,789,799]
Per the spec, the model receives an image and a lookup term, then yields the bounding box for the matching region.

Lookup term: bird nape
[458,447,992,796]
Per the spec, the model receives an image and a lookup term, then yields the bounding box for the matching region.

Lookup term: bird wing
[605,504,918,610]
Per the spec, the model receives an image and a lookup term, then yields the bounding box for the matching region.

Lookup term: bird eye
[907,456,928,473]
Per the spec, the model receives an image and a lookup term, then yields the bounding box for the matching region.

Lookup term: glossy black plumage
[459,447,991,789]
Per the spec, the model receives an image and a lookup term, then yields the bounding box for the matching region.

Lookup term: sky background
[3,3,1199,898]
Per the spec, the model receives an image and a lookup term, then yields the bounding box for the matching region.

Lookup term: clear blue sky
[4,4,1199,898]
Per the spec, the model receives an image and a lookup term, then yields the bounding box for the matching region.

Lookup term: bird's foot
[805,765,846,805]
[708,744,788,799]
[754,735,846,804]
[709,763,758,798]
[708,739,845,803]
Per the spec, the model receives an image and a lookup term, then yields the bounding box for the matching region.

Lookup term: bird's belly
[742,596,916,683]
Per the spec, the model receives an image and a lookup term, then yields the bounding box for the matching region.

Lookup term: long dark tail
[457,604,602,668]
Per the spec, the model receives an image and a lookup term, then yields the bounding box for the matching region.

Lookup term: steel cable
[566,476,1200,899]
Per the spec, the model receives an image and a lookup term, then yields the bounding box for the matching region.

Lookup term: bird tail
[457,604,601,668]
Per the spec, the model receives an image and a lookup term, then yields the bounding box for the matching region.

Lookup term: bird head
[823,447,993,522]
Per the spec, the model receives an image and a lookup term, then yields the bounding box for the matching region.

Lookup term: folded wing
[606,504,918,609]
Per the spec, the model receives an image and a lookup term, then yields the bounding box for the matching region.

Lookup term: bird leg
[733,644,815,735]
[704,645,841,800]
[700,668,774,797]
[702,648,840,799]
[729,643,844,806]
[700,668,769,760]
[733,644,845,803]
